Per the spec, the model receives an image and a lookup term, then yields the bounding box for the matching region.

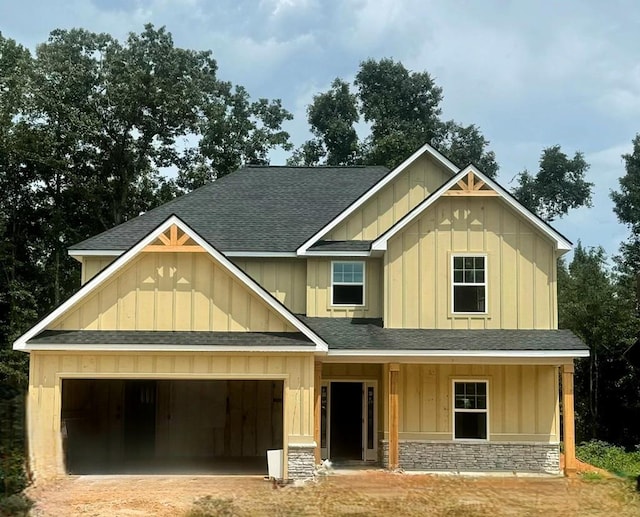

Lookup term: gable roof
[69,165,389,255]
[371,165,572,253]
[14,215,329,353]
[296,142,460,255]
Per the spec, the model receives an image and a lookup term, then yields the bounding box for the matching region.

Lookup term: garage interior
[61,379,284,475]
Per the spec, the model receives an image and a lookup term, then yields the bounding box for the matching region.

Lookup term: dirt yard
[26,471,640,517]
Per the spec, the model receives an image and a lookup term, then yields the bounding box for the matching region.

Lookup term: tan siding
[81,257,116,284]
[385,197,558,329]
[306,258,383,317]
[398,364,559,442]
[28,351,314,480]
[51,253,297,332]
[231,259,306,314]
[327,155,452,240]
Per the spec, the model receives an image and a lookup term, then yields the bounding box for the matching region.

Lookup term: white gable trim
[371,165,572,252]
[296,142,459,256]
[327,349,589,358]
[15,215,329,353]
[68,250,300,258]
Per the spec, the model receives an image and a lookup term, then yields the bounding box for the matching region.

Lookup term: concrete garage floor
[67,456,268,476]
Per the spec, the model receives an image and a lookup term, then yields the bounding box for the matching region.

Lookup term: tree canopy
[512,145,593,222]
[289,58,498,177]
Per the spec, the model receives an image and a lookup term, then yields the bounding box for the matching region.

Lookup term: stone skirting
[287,444,316,479]
[380,440,560,473]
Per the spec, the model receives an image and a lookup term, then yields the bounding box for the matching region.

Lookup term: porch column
[388,363,400,470]
[314,361,322,464]
[562,362,577,476]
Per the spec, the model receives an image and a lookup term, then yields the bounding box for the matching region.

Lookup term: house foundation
[380,440,560,473]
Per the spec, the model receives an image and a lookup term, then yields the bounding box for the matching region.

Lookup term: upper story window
[332,261,365,306]
[452,255,486,313]
[453,381,488,440]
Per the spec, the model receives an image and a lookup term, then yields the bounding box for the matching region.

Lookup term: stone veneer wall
[287,445,316,479]
[380,440,560,473]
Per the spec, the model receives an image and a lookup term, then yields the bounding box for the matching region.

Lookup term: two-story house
[14,143,588,481]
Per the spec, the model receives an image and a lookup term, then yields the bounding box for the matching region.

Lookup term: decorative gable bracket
[143,224,205,253]
[442,171,498,197]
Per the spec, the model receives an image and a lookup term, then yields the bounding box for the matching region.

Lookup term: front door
[321,380,377,462]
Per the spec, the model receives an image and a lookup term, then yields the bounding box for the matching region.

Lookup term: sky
[2,0,639,260]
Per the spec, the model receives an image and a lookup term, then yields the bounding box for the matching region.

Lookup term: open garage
[61,379,284,475]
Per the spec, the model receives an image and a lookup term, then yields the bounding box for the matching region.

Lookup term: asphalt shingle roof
[298,317,588,352]
[308,240,373,252]
[70,165,390,253]
[28,330,313,347]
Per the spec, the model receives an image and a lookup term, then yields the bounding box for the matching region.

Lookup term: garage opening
[61,379,284,475]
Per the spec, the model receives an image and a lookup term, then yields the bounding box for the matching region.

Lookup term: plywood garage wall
[385,196,557,329]
[51,252,298,332]
[396,364,559,443]
[27,351,315,480]
[327,154,452,241]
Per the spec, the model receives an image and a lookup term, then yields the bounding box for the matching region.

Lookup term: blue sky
[2,0,639,259]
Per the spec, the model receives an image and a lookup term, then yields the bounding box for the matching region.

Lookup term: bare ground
[26,471,640,517]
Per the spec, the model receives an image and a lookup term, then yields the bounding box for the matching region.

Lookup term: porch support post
[314,361,322,465]
[388,363,400,470]
[562,362,577,476]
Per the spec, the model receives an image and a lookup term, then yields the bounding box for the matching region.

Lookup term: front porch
[313,361,577,475]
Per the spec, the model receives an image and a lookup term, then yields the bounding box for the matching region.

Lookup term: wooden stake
[314,361,322,464]
[389,363,400,470]
[562,362,577,476]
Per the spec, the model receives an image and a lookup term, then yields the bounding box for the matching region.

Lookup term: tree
[512,145,592,221]
[290,58,498,175]
[611,135,640,276]
[289,79,359,166]
[558,244,640,446]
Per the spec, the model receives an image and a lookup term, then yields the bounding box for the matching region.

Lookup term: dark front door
[330,382,363,461]
[124,380,157,460]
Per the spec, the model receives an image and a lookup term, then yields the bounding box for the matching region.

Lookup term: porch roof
[298,317,588,352]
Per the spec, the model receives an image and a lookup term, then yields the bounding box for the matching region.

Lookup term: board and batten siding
[52,253,297,332]
[231,259,306,314]
[27,351,315,480]
[385,197,558,329]
[381,364,559,443]
[306,258,383,317]
[327,155,452,241]
[81,256,116,284]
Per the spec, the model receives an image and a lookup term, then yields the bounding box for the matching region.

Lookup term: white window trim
[452,379,490,441]
[330,260,366,307]
[451,253,488,315]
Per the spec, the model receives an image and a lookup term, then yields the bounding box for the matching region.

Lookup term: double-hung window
[452,255,486,313]
[453,381,488,440]
[331,261,365,305]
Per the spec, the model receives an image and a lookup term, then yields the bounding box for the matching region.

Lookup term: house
[14,143,588,481]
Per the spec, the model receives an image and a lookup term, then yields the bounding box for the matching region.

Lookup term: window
[453,381,488,440]
[331,261,365,305]
[452,255,486,313]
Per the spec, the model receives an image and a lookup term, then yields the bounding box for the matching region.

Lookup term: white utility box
[266,449,284,479]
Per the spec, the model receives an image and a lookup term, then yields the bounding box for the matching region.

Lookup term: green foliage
[558,245,640,446]
[612,134,640,275]
[577,440,640,478]
[290,58,498,176]
[186,496,242,517]
[0,493,33,517]
[0,448,27,497]
[513,145,592,221]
